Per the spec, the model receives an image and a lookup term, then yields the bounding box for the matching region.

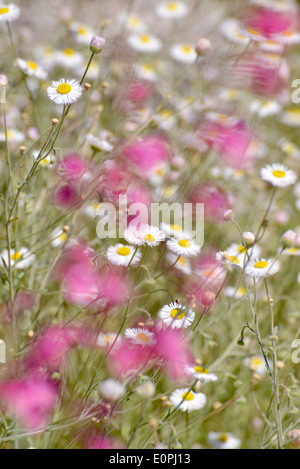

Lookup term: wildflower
[90,35,106,54]
[123,135,171,176]
[249,99,281,118]
[280,108,300,127]
[86,133,114,152]
[260,163,297,188]
[55,48,84,69]
[124,225,166,247]
[134,63,158,82]
[47,78,83,105]
[166,252,192,275]
[224,286,246,299]
[107,244,141,267]
[187,365,218,383]
[83,201,106,219]
[70,22,94,46]
[15,58,47,80]
[0,4,20,22]
[0,375,57,430]
[96,332,120,349]
[244,356,268,377]
[156,1,188,19]
[122,13,147,33]
[216,251,243,269]
[50,227,69,248]
[136,381,156,398]
[245,258,280,278]
[32,150,55,168]
[0,129,25,144]
[125,328,154,346]
[220,18,250,45]
[127,34,162,54]
[0,248,35,270]
[99,379,126,402]
[158,301,195,329]
[207,432,241,450]
[167,237,201,258]
[195,38,211,55]
[169,388,207,412]
[170,43,197,64]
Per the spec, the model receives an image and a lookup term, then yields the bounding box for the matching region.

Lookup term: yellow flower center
[144,234,156,243]
[64,48,75,56]
[182,45,193,54]
[227,255,240,265]
[170,308,185,320]
[11,251,22,261]
[247,28,260,36]
[59,233,68,243]
[251,358,262,367]
[181,391,195,401]
[128,15,141,28]
[178,257,187,266]
[287,248,299,254]
[136,333,150,343]
[167,2,179,11]
[117,247,131,257]
[238,246,246,253]
[57,83,72,95]
[272,170,286,178]
[27,61,38,71]
[178,239,191,248]
[0,7,10,14]
[194,366,209,374]
[140,35,150,44]
[78,27,88,35]
[219,434,229,443]
[282,30,294,37]
[171,224,182,232]
[254,261,268,269]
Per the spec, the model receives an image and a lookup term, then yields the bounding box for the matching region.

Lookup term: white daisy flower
[124,328,154,346]
[134,63,158,82]
[245,258,280,278]
[260,163,297,188]
[0,248,35,270]
[259,39,284,54]
[99,379,126,402]
[187,365,218,383]
[0,129,24,144]
[153,110,177,131]
[15,58,47,80]
[158,301,195,329]
[55,48,84,70]
[50,228,69,248]
[107,244,141,267]
[148,163,169,186]
[83,202,105,219]
[220,19,250,45]
[70,22,94,46]
[166,252,192,275]
[249,99,281,118]
[167,237,201,258]
[32,150,55,168]
[207,432,241,450]
[244,356,268,377]
[273,30,300,45]
[156,1,188,19]
[127,34,162,54]
[124,225,166,247]
[170,43,197,64]
[280,108,300,127]
[86,133,114,152]
[0,4,19,22]
[244,26,265,42]
[280,140,300,159]
[226,243,261,262]
[224,286,246,299]
[170,388,207,413]
[96,332,120,348]
[47,78,83,105]
[161,222,187,239]
[282,247,300,256]
[215,251,243,269]
[122,13,148,33]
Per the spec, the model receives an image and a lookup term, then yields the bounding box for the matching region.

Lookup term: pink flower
[245,6,295,39]
[108,340,155,378]
[86,435,124,450]
[190,183,233,223]
[58,153,88,181]
[122,135,171,176]
[198,120,256,170]
[153,329,193,382]
[125,80,153,103]
[0,375,58,430]
[25,325,83,372]
[52,183,81,209]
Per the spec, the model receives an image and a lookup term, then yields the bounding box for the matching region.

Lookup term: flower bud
[90,35,106,53]
[282,229,299,247]
[243,231,255,248]
[223,209,233,221]
[196,38,211,55]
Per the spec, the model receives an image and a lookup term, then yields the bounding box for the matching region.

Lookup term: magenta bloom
[123,135,171,176]
[245,6,295,39]
[86,435,124,450]
[52,183,81,210]
[0,375,58,430]
[58,153,88,181]
[198,120,255,170]
[153,329,193,382]
[108,340,155,378]
[25,325,83,372]
[125,80,153,103]
[190,183,232,223]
